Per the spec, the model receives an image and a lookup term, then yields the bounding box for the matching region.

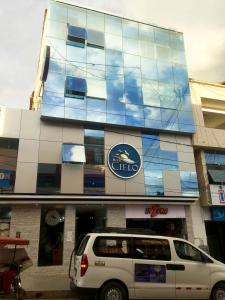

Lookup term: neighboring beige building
[190,79,225,262]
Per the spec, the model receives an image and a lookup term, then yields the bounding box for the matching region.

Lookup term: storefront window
[0,138,18,193]
[38,207,65,266]
[0,207,11,237]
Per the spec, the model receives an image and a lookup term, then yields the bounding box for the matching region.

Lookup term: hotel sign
[108,143,142,179]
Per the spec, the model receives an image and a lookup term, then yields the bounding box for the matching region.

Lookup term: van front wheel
[99,281,127,300]
[212,283,225,300]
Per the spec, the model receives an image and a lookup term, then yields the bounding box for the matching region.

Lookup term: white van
[69,231,225,300]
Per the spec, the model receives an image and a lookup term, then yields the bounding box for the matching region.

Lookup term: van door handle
[166,264,185,271]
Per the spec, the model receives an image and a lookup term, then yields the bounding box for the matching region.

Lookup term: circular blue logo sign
[108,143,142,179]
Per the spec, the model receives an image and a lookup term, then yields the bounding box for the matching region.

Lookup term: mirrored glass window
[87,11,104,31]
[107,80,124,102]
[140,41,155,59]
[106,66,123,80]
[170,32,184,50]
[87,46,105,65]
[106,49,123,67]
[49,2,67,23]
[124,53,140,68]
[126,104,144,118]
[65,76,87,98]
[122,20,139,39]
[47,38,66,60]
[124,68,141,87]
[87,64,105,79]
[126,115,144,127]
[45,72,65,94]
[43,91,64,106]
[172,49,186,65]
[154,28,170,46]
[157,62,173,83]
[105,15,122,36]
[141,58,158,81]
[67,44,86,63]
[142,80,160,107]
[180,171,199,196]
[67,25,86,47]
[66,62,86,78]
[156,45,171,61]
[49,59,65,74]
[139,23,154,42]
[144,170,163,196]
[65,107,86,121]
[106,114,126,126]
[123,37,139,55]
[68,7,86,27]
[87,98,106,112]
[87,111,106,123]
[65,97,86,109]
[144,106,161,121]
[107,100,125,115]
[124,85,143,105]
[62,144,86,164]
[173,64,188,84]
[42,103,64,119]
[47,20,67,40]
[105,33,122,51]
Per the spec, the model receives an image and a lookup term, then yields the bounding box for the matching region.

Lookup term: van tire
[212,283,225,300]
[99,281,127,300]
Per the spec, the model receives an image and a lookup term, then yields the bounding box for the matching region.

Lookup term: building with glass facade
[0,0,207,292]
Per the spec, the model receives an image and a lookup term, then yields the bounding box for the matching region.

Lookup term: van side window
[174,240,203,262]
[93,237,131,258]
[133,238,171,261]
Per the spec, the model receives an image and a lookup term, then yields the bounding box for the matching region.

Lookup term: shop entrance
[126,218,187,239]
[76,206,106,245]
[205,221,225,263]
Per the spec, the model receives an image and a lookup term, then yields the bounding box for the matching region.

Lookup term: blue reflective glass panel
[173,64,188,85]
[157,62,173,83]
[144,170,163,196]
[140,41,155,59]
[154,28,170,46]
[125,115,144,127]
[65,107,86,121]
[139,24,154,42]
[68,25,86,40]
[123,20,139,39]
[170,32,184,50]
[180,171,199,196]
[49,59,65,74]
[87,111,106,123]
[144,106,161,120]
[67,45,86,63]
[161,108,178,123]
[141,58,157,81]
[42,103,64,118]
[124,68,141,87]
[65,76,87,94]
[47,20,67,40]
[172,49,186,65]
[124,53,140,68]
[87,98,106,112]
[106,49,123,67]
[106,66,123,80]
[47,38,66,60]
[126,104,144,118]
[87,47,105,65]
[177,111,194,126]
[145,119,162,130]
[87,64,105,79]
[142,81,160,107]
[42,91,64,106]
[107,101,125,115]
[123,37,139,55]
[106,114,126,126]
[65,97,86,109]
[107,80,124,102]
[87,11,104,31]
[49,2,67,23]
[124,85,143,105]
[68,6,86,28]
[45,72,65,95]
[105,15,122,36]
[142,133,160,151]
[145,185,164,196]
[156,45,171,61]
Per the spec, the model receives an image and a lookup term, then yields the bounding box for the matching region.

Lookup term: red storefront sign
[145,205,169,218]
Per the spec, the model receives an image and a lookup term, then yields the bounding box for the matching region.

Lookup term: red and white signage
[125,205,185,219]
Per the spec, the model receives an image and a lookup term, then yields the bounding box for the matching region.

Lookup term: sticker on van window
[135,264,166,283]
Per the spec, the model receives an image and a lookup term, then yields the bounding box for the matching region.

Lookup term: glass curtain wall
[42,1,195,134]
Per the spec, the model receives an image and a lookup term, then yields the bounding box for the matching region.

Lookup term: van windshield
[77,235,90,256]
